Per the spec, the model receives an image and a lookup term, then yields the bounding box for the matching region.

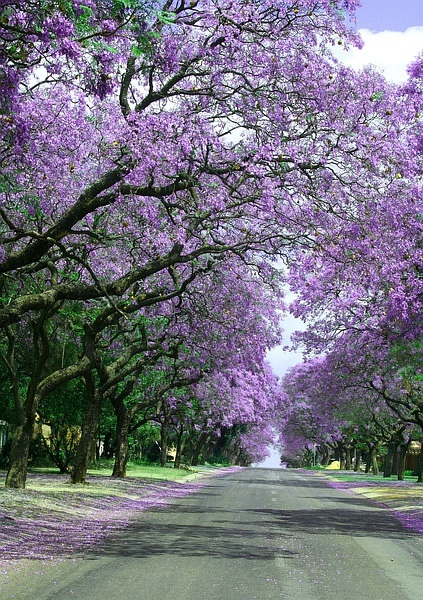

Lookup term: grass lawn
[321,472,420,484]
[304,466,422,484]
[87,460,201,480]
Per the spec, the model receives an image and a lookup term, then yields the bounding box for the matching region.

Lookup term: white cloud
[333,26,423,83]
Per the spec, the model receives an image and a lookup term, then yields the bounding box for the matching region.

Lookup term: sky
[355,0,423,32]
[337,0,423,83]
[267,0,423,379]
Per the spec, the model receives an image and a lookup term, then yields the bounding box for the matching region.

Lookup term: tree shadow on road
[245,475,330,489]
[87,517,299,561]
[243,505,419,539]
[85,493,418,563]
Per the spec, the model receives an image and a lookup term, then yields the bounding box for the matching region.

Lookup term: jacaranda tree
[2,0,413,488]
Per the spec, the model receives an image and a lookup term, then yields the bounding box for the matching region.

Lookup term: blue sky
[356,0,423,31]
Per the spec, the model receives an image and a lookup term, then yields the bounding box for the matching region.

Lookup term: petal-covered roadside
[311,471,423,536]
[0,467,240,569]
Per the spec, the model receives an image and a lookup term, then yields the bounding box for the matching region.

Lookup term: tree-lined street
[2,0,423,489]
[1,1,423,595]
[2,468,422,599]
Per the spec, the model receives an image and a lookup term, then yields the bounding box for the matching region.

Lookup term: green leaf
[102,43,119,54]
[131,44,145,57]
[370,91,384,102]
[156,10,176,25]
[114,0,134,9]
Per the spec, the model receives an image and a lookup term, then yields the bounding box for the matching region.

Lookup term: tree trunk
[320,445,330,466]
[364,458,370,473]
[191,444,201,466]
[160,422,168,467]
[70,387,102,484]
[417,445,423,483]
[339,448,346,470]
[5,419,34,489]
[366,445,379,475]
[353,448,361,472]
[384,443,395,477]
[397,445,407,481]
[334,445,340,462]
[392,448,399,476]
[112,404,131,478]
[345,447,352,470]
[174,425,184,469]
[110,377,137,477]
[191,432,208,466]
[371,447,379,475]
[4,320,46,489]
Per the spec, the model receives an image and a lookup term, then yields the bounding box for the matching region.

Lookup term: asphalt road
[4,468,423,599]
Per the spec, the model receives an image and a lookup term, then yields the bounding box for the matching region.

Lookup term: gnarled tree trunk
[338,442,347,470]
[5,318,48,489]
[70,375,102,484]
[365,444,379,475]
[110,379,137,478]
[371,446,379,475]
[345,446,352,470]
[160,420,168,467]
[112,404,131,478]
[397,445,407,481]
[383,442,396,478]
[174,424,184,469]
[417,445,423,483]
[191,432,208,466]
[5,418,35,489]
[353,448,361,472]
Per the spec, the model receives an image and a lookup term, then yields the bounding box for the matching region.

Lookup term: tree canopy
[1,0,423,487]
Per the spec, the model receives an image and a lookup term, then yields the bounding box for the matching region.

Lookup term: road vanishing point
[2,468,423,599]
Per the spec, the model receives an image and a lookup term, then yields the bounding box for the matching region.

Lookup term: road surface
[3,468,423,599]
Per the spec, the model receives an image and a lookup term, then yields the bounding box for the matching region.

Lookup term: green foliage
[74,4,95,37]
[40,425,81,473]
[0,379,14,423]
[204,456,229,467]
[129,422,161,461]
[156,10,176,25]
[131,43,147,57]
[28,435,55,469]
[33,378,87,474]
[113,0,139,10]
[39,379,87,427]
